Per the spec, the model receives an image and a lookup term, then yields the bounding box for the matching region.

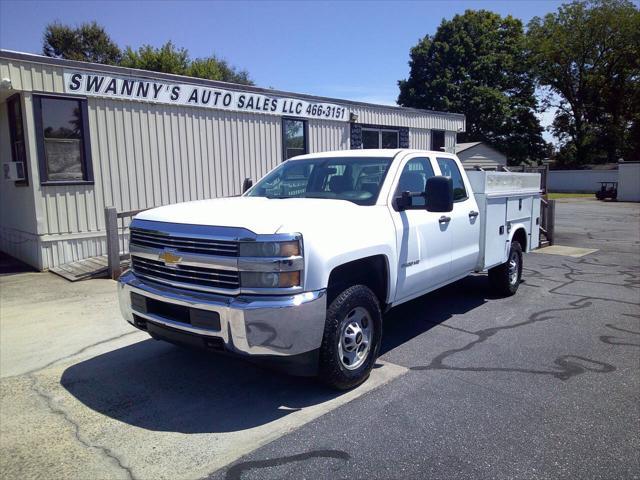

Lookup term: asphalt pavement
[209,198,640,480]
[1,198,638,480]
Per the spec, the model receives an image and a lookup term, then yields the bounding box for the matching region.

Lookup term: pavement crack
[18,331,139,377]
[27,374,136,480]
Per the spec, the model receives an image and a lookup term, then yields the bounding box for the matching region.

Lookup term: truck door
[390,156,453,302]
[435,157,481,277]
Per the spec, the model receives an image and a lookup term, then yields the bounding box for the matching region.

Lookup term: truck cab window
[395,157,435,206]
[437,157,468,201]
[246,157,393,205]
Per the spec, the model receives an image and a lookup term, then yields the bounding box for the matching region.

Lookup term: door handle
[469,210,479,218]
[439,215,451,223]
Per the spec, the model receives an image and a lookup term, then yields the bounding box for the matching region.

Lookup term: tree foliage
[42,23,253,85]
[527,0,640,166]
[43,21,121,65]
[120,42,190,75]
[398,10,549,164]
[188,56,252,85]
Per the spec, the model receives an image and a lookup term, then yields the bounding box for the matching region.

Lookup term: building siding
[307,119,350,158]
[409,128,431,150]
[40,99,286,236]
[1,56,465,131]
[457,144,507,169]
[1,54,466,269]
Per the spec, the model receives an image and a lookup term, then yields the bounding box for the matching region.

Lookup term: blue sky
[0,0,569,141]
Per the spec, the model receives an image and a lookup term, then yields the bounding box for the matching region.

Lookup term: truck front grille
[131,257,240,292]
[130,228,239,257]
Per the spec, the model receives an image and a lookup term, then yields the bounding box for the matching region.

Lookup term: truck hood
[135,196,368,235]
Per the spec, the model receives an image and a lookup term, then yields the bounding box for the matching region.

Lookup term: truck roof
[290,149,457,160]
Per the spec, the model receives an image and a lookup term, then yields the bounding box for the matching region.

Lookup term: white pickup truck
[118,149,541,389]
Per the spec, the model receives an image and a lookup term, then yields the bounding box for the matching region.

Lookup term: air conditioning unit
[3,162,26,181]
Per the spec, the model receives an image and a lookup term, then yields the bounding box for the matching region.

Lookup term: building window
[282,118,307,160]
[431,130,445,152]
[361,128,399,149]
[34,95,93,184]
[6,94,28,186]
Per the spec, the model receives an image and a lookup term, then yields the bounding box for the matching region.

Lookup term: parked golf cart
[595,182,618,200]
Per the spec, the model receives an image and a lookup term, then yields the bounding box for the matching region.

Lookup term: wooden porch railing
[540,198,556,246]
[105,206,148,279]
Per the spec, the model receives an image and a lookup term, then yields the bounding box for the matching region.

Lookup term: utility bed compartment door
[530,197,541,249]
[482,196,509,269]
[507,196,533,222]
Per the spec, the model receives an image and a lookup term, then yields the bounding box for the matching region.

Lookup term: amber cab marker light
[280,241,300,257]
[279,271,301,287]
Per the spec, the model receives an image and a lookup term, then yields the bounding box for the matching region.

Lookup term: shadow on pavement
[60,340,344,434]
[60,274,493,434]
[0,252,36,275]
[380,274,492,355]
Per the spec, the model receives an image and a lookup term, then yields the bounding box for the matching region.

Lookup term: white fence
[618,163,640,202]
[547,170,618,193]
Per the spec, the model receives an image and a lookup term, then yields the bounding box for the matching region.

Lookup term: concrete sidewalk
[0,268,405,480]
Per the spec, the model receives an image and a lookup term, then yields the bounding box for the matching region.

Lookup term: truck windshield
[245,157,393,205]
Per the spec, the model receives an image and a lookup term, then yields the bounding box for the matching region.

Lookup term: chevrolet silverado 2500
[118,149,541,389]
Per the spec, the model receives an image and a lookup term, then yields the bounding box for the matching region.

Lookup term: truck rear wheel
[318,285,382,390]
[488,240,522,297]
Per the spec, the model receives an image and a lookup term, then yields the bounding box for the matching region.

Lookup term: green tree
[120,43,253,85]
[42,22,253,85]
[528,0,640,165]
[188,56,253,85]
[398,10,549,164]
[43,21,121,64]
[120,41,190,75]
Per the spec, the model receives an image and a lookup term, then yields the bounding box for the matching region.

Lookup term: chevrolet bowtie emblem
[159,251,182,266]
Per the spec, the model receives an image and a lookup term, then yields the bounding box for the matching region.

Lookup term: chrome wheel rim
[508,252,519,285]
[337,307,373,370]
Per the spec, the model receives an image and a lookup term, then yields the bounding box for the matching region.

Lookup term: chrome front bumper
[118,270,327,358]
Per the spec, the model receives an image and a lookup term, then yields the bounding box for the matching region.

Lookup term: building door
[431,130,445,152]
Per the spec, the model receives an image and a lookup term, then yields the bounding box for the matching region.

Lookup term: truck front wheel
[319,285,382,390]
[489,240,523,296]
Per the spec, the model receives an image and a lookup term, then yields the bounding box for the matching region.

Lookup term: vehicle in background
[595,181,618,201]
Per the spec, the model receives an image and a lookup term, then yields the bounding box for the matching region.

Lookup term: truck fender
[508,223,529,253]
[320,251,395,307]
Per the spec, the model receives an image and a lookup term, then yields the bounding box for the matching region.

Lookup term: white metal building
[0,50,466,271]
[455,142,507,170]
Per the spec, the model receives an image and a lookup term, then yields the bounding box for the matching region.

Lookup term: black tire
[318,285,382,390]
[488,240,523,297]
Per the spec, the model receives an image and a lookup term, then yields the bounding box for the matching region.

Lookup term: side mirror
[242,177,253,194]
[425,176,453,212]
[395,191,426,211]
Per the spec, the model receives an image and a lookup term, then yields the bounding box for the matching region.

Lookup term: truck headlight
[239,240,300,257]
[241,271,301,288]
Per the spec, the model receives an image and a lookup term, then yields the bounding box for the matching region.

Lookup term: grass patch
[547,192,594,199]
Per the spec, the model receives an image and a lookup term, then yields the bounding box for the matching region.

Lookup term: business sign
[63,70,349,122]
